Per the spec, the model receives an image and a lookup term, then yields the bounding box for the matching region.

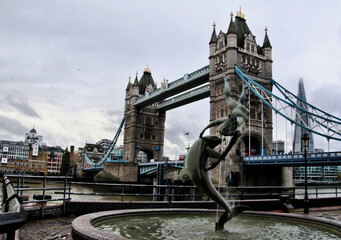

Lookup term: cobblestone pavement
[17,207,341,240]
[18,216,75,240]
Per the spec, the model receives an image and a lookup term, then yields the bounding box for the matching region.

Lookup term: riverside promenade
[17,206,341,240]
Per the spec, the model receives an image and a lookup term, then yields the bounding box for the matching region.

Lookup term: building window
[251,45,254,53]
[246,43,250,51]
[140,133,144,139]
[257,111,262,120]
[146,117,152,126]
[218,41,223,49]
[152,135,156,141]
[250,108,256,119]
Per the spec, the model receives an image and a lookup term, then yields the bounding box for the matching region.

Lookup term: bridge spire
[133,71,139,86]
[262,26,272,49]
[209,22,217,44]
[227,11,236,34]
[126,76,132,91]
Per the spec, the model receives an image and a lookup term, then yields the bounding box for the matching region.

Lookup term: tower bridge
[84,10,341,186]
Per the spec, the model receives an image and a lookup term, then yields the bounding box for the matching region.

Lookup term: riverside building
[0,128,64,175]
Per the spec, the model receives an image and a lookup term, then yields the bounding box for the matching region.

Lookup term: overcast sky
[1,1,341,158]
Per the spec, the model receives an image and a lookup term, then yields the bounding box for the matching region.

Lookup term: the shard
[292,78,314,153]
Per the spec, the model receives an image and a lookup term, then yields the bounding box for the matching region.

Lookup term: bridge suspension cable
[234,66,341,142]
[84,117,125,167]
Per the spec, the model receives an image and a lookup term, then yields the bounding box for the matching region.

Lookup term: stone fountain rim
[71,208,341,240]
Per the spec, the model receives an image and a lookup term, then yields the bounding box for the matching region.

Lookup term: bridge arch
[136,149,154,163]
[239,131,268,156]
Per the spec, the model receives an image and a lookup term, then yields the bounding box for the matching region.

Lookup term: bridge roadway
[138,151,341,175]
[139,160,184,175]
[244,151,341,166]
[84,152,341,174]
[134,65,209,109]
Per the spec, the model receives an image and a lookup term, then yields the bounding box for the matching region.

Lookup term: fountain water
[72,209,341,240]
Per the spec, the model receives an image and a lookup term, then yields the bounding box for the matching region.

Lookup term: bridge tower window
[146,117,152,126]
[250,108,256,119]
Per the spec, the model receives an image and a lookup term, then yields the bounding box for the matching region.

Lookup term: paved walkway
[295,206,341,224]
[17,207,341,240]
[18,216,75,240]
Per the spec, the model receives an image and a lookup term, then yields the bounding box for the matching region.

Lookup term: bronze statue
[180,75,249,230]
[200,76,249,170]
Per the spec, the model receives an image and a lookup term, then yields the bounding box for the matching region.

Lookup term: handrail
[3,174,341,220]
[1,175,27,240]
[6,174,72,218]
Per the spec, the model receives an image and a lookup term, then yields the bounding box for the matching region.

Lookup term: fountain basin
[72,208,341,240]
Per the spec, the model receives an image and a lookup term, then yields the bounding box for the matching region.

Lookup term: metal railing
[1,175,26,240]
[7,174,72,218]
[3,174,341,207]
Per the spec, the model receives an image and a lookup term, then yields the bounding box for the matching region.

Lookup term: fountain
[71,76,341,239]
[72,208,341,240]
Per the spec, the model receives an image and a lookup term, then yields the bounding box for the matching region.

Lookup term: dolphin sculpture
[180,135,249,230]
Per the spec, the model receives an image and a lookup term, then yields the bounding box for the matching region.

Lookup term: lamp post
[301,131,310,214]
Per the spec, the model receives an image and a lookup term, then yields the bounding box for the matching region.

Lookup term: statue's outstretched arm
[224,76,239,110]
[199,119,226,138]
[205,134,239,171]
[224,76,231,100]
[238,81,248,104]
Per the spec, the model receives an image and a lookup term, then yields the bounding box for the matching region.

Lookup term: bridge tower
[208,10,278,186]
[123,67,166,163]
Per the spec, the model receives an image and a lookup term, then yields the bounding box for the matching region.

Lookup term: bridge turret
[209,23,217,54]
[262,27,273,79]
[209,23,217,74]
[133,72,139,92]
[226,12,238,69]
[226,12,237,48]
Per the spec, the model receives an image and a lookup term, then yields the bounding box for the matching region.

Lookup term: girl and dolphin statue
[180,75,250,230]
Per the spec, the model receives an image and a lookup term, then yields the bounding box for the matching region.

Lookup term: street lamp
[301,131,310,214]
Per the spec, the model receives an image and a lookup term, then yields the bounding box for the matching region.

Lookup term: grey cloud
[0,115,28,138]
[6,95,41,119]
[1,1,341,156]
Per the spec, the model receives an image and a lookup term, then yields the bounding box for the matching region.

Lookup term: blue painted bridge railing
[139,161,184,175]
[244,151,341,166]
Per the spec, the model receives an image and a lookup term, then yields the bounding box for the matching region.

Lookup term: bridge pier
[241,165,293,187]
[95,162,139,183]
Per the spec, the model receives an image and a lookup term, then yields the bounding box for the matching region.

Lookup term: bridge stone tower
[123,66,166,163]
[208,10,276,186]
